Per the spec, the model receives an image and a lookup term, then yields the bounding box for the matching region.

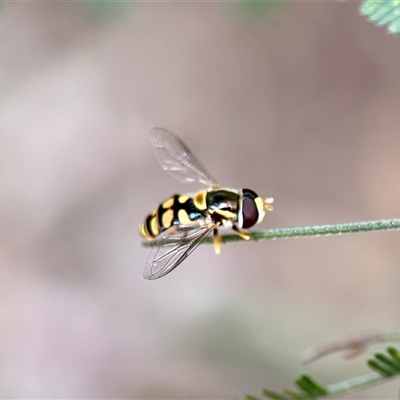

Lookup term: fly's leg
[213,228,222,255]
[233,225,250,240]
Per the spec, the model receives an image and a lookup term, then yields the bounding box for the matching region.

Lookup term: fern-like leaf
[368,347,400,376]
[360,0,400,35]
[247,346,400,400]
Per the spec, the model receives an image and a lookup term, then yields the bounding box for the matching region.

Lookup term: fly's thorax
[205,188,240,223]
[139,193,207,240]
[237,189,266,229]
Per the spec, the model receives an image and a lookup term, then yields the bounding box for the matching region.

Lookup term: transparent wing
[143,223,216,280]
[149,126,219,187]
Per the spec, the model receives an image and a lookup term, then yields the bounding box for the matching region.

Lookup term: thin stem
[259,372,398,400]
[279,372,397,400]
[320,372,396,398]
[258,345,400,400]
[142,218,400,247]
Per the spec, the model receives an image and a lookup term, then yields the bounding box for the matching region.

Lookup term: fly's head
[238,189,274,229]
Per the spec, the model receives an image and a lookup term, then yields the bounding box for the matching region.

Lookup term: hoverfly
[140,126,274,280]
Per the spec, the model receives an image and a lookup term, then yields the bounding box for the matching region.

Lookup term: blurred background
[1,1,400,398]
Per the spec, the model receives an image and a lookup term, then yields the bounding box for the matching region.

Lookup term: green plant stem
[253,372,397,400]
[304,372,394,399]
[142,218,400,248]
[254,346,400,400]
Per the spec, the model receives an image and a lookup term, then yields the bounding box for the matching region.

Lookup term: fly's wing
[149,126,219,187]
[143,223,216,280]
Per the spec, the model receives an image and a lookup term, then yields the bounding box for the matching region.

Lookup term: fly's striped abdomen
[140,193,208,240]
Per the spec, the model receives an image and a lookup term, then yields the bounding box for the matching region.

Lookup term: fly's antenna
[264,197,274,212]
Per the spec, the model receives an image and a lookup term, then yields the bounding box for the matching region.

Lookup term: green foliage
[368,347,400,376]
[360,0,400,35]
[246,346,400,400]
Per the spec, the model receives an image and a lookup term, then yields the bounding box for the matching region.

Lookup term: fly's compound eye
[241,189,259,229]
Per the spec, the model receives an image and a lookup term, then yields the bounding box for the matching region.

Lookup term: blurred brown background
[1,1,400,398]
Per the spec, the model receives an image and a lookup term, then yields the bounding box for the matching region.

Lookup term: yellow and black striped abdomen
[140,192,208,240]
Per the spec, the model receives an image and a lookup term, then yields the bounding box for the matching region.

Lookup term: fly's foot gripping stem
[233,225,251,240]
